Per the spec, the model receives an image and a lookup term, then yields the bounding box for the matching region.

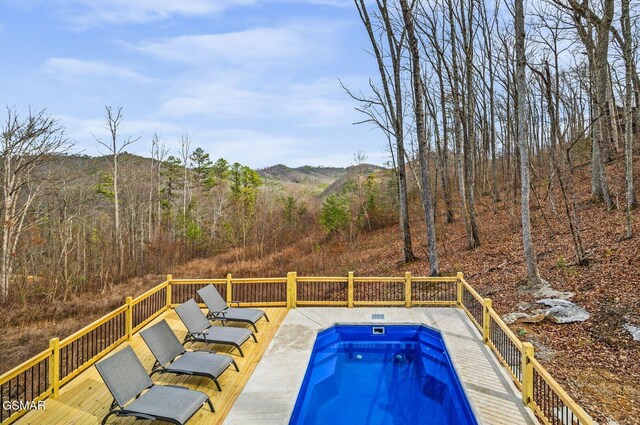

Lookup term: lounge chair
[197,284,269,332]
[140,319,239,391]
[175,299,257,357]
[95,345,214,425]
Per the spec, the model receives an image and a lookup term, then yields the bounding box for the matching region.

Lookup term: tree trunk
[113,150,124,277]
[354,0,416,263]
[400,0,439,275]
[622,0,636,238]
[460,0,480,248]
[516,0,543,284]
[447,0,475,248]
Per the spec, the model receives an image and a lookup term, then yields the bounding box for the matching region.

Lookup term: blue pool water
[289,325,477,425]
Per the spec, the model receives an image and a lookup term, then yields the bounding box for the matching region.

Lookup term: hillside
[174,153,640,424]
[258,164,346,184]
[319,164,387,197]
[42,157,383,199]
[257,163,386,197]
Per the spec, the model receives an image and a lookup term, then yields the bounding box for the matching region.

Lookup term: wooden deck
[20,307,288,425]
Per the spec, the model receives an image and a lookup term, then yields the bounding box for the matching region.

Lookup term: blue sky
[0,0,389,168]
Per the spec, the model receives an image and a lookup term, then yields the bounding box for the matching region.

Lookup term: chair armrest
[163,384,191,391]
[229,301,242,307]
[209,310,227,318]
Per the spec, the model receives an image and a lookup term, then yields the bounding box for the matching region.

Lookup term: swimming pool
[289,324,478,425]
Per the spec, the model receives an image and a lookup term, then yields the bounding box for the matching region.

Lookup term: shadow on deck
[21,308,288,425]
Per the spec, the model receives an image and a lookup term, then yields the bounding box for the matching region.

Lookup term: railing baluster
[0,274,592,425]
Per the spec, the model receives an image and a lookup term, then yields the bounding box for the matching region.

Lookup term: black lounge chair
[197,284,269,332]
[175,299,257,357]
[140,319,239,391]
[95,345,214,425]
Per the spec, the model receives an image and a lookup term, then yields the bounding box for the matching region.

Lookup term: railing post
[348,271,354,308]
[456,272,464,307]
[521,342,535,407]
[226,273,233,305]
[126,296,133,340]
[483,298,492,343]
[49,337,60,398]
[287,272,297,308]
[293,272,297,308]
[405,272,412,308]
[166,274,172,309]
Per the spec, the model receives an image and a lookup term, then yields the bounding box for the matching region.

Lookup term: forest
[0,0,639,422]
[0,103,402,304]
[2,0,637,302]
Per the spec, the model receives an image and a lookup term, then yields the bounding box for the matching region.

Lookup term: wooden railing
[0,272,592,425]
[458,275,592,425]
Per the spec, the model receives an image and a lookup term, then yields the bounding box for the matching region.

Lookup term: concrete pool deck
[223,308,538,425]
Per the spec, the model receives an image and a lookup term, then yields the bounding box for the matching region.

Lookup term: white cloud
[191,128,326,167]
[137,21,354,127]
[158,82,269,117]
[272,0,351,6]
[281,77,356,127]
[156,75,357,129]
[2,0,348,29]
[61,0,255,27]
[58,114,182,153]
[0,0,385,168]
[136,24,334,65]
[42,58,156,84]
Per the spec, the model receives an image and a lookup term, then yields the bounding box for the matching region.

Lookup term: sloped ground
[177,156,640,424]
[1,154,638,423]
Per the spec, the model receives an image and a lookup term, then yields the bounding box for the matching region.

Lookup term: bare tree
[459,0,481,248]
[516,0,544,284]
[553,0,615,209]
[95,106,138,278]
[149,133,168,243]
[1,107,71,301]
[351,0,416,263]
[400,0,439,275]
[446,0,478,249]
[179,133,191,221]
[478,1,500,211]
[621,0,636,238]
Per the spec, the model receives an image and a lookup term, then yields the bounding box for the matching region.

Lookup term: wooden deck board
[20,308,288,425]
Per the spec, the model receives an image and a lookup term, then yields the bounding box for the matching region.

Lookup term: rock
[623,323,640,341]
[520,312,548,323]
[532,286,574,300]
[502,312,529,324]
[502,311,549,324]
[516,301,537,311]
[537,299,590,324]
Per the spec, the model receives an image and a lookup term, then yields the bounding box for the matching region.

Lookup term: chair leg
[101,410,118,425]
[236,345,244,357]
[251,333,258,343]
[232,360,240,371]
[251,323,258,333]
[206,398,215,413]
[212,377,222,392]
[263,313,270,322]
